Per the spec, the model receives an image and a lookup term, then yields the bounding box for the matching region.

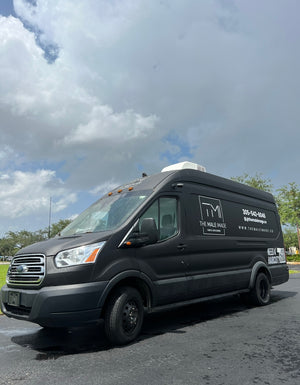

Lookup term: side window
[139,197,178,241]
[140,200,159,231]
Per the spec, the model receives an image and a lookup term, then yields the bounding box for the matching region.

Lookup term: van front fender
[96,270,155,310]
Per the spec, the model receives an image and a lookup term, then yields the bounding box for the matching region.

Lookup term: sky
[0,0,299,236]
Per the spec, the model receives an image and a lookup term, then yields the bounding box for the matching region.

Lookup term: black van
[1,162,289,345]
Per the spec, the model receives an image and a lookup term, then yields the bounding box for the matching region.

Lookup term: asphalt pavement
[0,275,299,385]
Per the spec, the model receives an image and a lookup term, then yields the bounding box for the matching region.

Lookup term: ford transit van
[1,162,289,345]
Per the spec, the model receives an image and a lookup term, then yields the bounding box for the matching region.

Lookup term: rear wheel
[250,272,271,306]
[104,286,144,345]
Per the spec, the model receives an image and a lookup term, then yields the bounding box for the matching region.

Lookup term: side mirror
[140,218,159,244]
[122,218,158,247]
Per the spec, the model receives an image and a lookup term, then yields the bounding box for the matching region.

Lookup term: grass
[289,270,300,274]
[287,255,300,262]
[0,264,9,315]
[0,264,9,288]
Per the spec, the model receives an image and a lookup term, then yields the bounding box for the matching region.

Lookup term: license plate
[8,291,20,307]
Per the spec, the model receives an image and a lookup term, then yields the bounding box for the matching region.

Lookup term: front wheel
[250,272,271,306]
[104,286,144,345]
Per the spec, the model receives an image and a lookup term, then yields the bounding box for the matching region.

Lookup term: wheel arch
[249,261,272,289]
[97,270,154,313]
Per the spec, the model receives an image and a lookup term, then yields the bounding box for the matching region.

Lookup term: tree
[282,228,298,250]
[0,230,45,256]
[0,219,72,256]
[277,182,300,250]
[0,237,16,256]
[231,173,273,193]
[6,230,45,252]
[49,219,72,237]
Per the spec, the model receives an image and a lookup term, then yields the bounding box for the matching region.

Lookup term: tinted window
[140,197,178,240]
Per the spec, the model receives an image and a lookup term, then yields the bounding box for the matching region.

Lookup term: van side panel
[181,182,286,299]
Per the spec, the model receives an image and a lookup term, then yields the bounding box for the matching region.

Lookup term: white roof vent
[161,161,206,173]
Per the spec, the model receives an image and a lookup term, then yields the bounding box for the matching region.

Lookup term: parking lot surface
[0,275,299,385]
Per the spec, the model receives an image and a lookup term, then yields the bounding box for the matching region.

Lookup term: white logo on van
[202,202,222,219]
[199,196,226,236]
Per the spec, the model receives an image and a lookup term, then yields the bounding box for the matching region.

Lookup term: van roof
[112,168,275,204]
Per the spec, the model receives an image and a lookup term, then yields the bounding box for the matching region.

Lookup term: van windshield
[60,191,151,236]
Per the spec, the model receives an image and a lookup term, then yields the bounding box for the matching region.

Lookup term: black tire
[249,272,271,306]
[104,286,144,345]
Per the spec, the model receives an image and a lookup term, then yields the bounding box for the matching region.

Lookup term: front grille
[7,254,45,286]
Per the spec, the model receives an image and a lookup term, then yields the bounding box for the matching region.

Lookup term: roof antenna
[48,196,52,239]
[142,172,148,177]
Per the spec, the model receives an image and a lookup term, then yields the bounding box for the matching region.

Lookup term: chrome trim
[118,220,139,248]
[7,254,46,286]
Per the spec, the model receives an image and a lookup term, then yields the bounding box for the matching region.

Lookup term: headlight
[55,242,106,268]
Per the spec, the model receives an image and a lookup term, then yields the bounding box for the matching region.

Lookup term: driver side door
[134,195,189,306]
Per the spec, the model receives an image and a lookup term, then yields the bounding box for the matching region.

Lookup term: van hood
[15,231,114,257]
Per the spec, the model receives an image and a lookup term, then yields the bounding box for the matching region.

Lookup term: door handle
[177,244,187,251]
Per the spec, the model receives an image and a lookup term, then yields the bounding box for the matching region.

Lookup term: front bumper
[1,281,108,327]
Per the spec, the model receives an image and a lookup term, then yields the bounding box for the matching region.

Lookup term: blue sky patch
[161,133,193,164]
[0,0,15,17]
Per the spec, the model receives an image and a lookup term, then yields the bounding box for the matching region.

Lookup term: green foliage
[0,219,72,256]
[277,183,300,250]
[283,228,299,249]
[231,173,273,193]
[0,230,46,256]
[276,182,300,227]
[287,255,300,262]
[49,219,72,237]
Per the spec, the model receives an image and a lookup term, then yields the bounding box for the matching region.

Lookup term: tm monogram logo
[199,196,226,236]
[201,202,222,219]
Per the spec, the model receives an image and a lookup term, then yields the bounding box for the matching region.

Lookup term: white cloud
[0,169,76,218]
[0,0,299,234]
[0,7,162,184]
[13,0,142,49]
[0,15,93,125]
[90,180,119,196]
[64,105,158,144]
